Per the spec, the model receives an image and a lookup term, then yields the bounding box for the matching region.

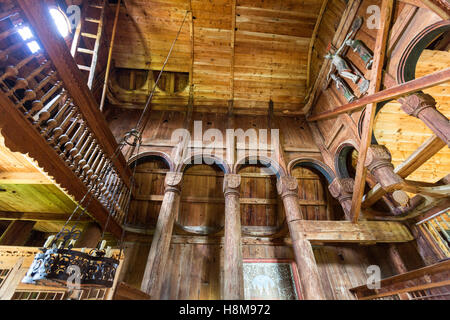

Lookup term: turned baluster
[107,175,120,207]
[0,41,25,62]
[72,133,92,168]
[102,171,117,201]
[75,139,96,174]
[98,168,114,200]
[67,127,87,166]
[84,150,102,182]
[47,107,76,144]
[90,154,106,183]
[1,52,42,82]
[63,122,85,155]
[40,97,71,134]
[81,145,99,179]
[25,73,58,112]
[36,80,62,106]
[33,71,57,94]
[98,160,113,188]
[114,185,126,216]
[25,60,51,83]
[0,24,19,42]
[6,77,28,97]
[107,180,122,212]
[54,114,80,152]
[96,160,111,190]
[34,92,66,126]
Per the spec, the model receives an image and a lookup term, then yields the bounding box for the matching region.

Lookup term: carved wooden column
[365,145,409,206]
[277,176,326,300]
[223,174,244,300]
[399,93,450,146]
[74,222,102,248]
[141,172,182,298]
[328,178,354,220]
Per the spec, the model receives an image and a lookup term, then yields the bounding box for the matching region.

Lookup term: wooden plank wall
[119,240,425,300]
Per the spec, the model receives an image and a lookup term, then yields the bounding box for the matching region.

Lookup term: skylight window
[17,26,33,40]
[49,8,69,38]
[17,25,40,53]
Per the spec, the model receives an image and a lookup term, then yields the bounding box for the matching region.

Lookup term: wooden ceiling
[107,0,325,114]
[374,49,450,183]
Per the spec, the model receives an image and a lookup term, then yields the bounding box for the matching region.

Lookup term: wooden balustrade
[0,1,131,235]
[350,260,450,300]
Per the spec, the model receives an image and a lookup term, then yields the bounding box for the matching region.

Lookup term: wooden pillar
[277,176,326,300]
[365,145,409,206]
[74,222,102,248]
[0,220,35,245]
[399,92,450,146]
[328,178,354,220]
[223,174,244,300]
[141,172,182,299]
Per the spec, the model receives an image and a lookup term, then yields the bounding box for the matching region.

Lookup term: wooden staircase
[70,0,106,89]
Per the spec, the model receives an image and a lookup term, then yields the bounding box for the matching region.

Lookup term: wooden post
[350,0,393,223]
[0,220,35,245]
[223,174,244,300]
[365,145,410,206]
[277,176,326,300]
[141,172,182,299]
[328,178,355,220]
[399,93,450,146]
[74,222,102,248]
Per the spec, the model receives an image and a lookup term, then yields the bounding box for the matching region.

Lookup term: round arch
[128,151,174,171]
[397,20,450,84]
[179,153,231,174]
[287,158,335,184]
[334,141,359,179]
[234,155,286,178]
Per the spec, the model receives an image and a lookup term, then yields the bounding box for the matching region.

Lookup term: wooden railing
[0,246,123,300]
[350,259,450,300]
[0,0,131,236]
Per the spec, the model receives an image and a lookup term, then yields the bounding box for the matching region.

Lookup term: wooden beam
[306,0,328,89]
[307,68,450,122]
[113,282,151,300]
[125,220,413,244]
[0,211,91,222]
[362,135,446,208]
[350,0,394,223]
[0,172,51,184]
[350,259,450,299]
[0,220,35,245]
[100,0,122,111]
[295,220,413,243]
[421,0,450,19]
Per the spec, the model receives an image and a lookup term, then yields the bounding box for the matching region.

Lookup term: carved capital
[223,174,241,196]
[365,145,393,173]
[328,178,354,220]
[164,172,183,193]
[276,176,298,198]
[328,178,354,202]
[399,93,436,118]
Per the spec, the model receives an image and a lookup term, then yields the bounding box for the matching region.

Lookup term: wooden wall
[119,238,424,300]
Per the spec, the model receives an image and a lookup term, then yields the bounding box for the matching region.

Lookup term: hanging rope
[135,10,189,133]
[50,10,189,254]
